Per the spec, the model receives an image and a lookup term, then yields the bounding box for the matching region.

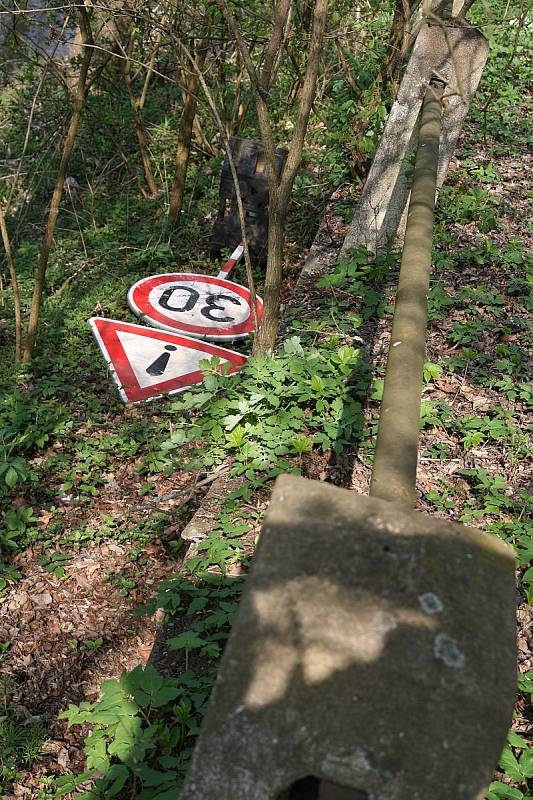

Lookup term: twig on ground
[131,464,229,511]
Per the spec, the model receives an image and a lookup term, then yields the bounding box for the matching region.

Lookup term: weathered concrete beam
[340,20,488,256]
[370,79,444,507]
[181,475,515,800]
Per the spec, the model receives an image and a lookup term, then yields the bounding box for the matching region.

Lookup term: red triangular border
[90,318,247,403]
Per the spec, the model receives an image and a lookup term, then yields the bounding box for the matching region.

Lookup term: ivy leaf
[499,744,524,781]
[4,466,18,488]
[167,631,205,650]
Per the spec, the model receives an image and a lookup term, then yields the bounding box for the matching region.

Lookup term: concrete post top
[181,475,516,800]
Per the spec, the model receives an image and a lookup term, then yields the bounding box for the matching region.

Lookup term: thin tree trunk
[23,6,94,362]
[167,43,208,230]
[228,59,245,136]
[254,0,328,354]
[261,0,292,90]
[383,0,420,96]
[121,31,158,198]
[256,204,284,350]
[215,0,328,352]
[192,114,217,156]
[0,205,23,362]
[139,27,162,110]
[179,40,259,333]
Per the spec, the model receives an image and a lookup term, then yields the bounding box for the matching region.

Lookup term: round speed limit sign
[128,274,263,341]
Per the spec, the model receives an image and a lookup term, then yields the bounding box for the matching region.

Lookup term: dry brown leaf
[37,510,53,529]
[31,591,52,607]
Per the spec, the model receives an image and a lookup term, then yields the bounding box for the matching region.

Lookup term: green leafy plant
[489,731,533,800]
[39,552,72,579]
[0,709,49,772]
[1,507,38,555]
[59,666,184,799]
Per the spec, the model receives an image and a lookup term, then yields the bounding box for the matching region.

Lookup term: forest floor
[0,9,533,784]
[1,95,532,800]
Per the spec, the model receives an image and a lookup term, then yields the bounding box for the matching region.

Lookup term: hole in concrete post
[276,776,368,800]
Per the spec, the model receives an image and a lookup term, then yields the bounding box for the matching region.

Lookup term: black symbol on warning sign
[146,345,178,376]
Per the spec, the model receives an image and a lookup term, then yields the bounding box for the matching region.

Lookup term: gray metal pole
[369,78,445,508]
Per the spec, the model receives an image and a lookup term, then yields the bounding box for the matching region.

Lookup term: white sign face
[128,273,262,341]
[148,279,250,328]
[89,318,247,403]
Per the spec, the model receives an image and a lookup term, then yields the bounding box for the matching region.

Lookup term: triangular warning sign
[90,318,247,403]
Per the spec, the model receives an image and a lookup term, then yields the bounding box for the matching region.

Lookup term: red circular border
[130,274,262,337]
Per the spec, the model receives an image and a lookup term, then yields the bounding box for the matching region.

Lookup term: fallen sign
[127,243,263,342]
[89,317,247,403]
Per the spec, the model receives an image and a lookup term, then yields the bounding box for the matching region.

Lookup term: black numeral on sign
[159,286,200,313]
[158,285,242,324]
[200,294,240,322]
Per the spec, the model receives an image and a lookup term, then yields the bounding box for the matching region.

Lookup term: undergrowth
[0,0,532,797]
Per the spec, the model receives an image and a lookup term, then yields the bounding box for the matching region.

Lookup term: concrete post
[180,476,516,800]
[339,20,488,256]
[369,80,444,507]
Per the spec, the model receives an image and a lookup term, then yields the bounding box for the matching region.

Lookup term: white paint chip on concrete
[419,593,444,615]
[434,633,465,668]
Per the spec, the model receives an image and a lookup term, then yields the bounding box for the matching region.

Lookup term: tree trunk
[215,0,328,354]
[382,0,419,97]
[254,0,328,355]
[121,31,159,198]
[23,6,94,362]
[0,205,23,362]
[167,44,207,230]
[253,203,284,354]
[139,27,162,110]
